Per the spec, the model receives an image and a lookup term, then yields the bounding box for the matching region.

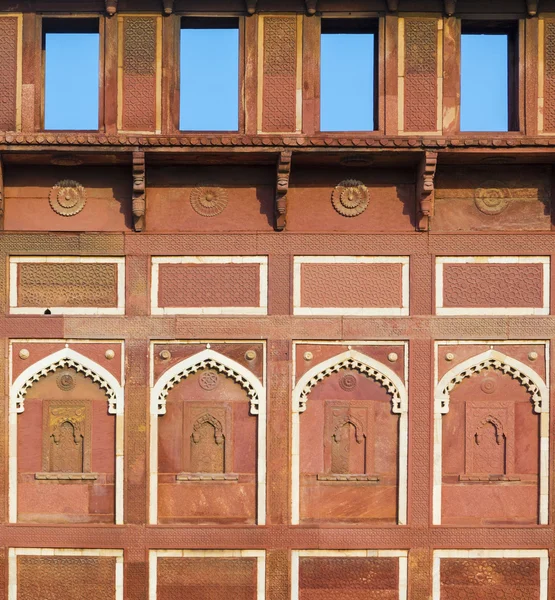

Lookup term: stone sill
[175,473,239,482]
[35,473,98,481]
[317,474,380,482]
[458,475,522,482]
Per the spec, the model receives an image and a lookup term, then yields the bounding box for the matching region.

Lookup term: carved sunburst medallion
[49,180,87,216]
[332,179,369,217]
[190,185,228,217]
[474,181,510,215]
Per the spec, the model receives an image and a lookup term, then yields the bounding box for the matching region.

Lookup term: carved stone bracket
[305,0,318,15]
[416,151,438,231]
[132,151,146,232]
[527,0,538,16]
[445,0,457,15]
[386,0,399,11]
[275,150,292,231]
[105,0,118,15]
[245,0,258,14]
[162,0,174,14]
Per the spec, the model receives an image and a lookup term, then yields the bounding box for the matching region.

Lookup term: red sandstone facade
[0,0,554,598]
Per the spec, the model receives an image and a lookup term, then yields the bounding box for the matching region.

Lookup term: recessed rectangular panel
[0,15,21,131]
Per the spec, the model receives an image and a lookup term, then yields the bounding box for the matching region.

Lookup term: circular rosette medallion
[474,181,510,215]
[332,179,369,217]
[49,180,87,216]
[190,185,228,217]
[339,372,358,392]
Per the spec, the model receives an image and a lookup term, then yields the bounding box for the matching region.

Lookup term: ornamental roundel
[49,180,87,216]
[332,179,369,217]
[57,370,76,392]
[190,185,228,217]
[339,372,357,392]
[474,181,510,215]
[199,369,220,391]
[480,377,497,394]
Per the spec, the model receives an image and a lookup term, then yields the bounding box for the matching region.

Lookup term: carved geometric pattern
[338,372,357,392]
[0,17,18,131]
[404,18,437,131]
[156,359,260,415]
[544,20,555,132]
[440,361,543,414]
[49,180,86,217]
[298,357,403,414]
[15,359,118,414]
[262,17,297,132]
[331,179,369,217]
[474,181,510,215]
[17,556,116,600]
[17,263,118,308]
[440,558,540,600]
[190,185,228,217]
[442,264,544,309]
[122,16,157,131]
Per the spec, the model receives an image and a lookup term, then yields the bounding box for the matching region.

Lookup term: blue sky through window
[45,33,99,130]
[180,28,239,131]
[461,34,509,131]
[320,33,375,131]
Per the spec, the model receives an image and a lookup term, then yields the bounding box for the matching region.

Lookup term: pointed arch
[11,347,123,414]
[152,348,264,416]
[332,413,365,444]
[475,415,505,445]
[292,349,407,414]
[436,349,549,415]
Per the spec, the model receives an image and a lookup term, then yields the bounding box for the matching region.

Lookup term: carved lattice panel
[0,16,19,131]
[261,16,299,133]
[119,15,160,132]
[543,19,555,132]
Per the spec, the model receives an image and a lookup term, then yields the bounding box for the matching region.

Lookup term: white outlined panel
[9,548,124,600]
[149,341,267,525]
[9,256,125,315]
[435,256,550,316]
[292,550,408,600]
[150,550,265,600]
[433,340,550,525]
[293,256,410,316]
[432,550,549,600]
[151,256,268,315]
[291,341,409,525]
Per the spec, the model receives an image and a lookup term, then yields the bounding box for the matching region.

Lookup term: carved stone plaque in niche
[464,402,515,479]
[331,179,369,217]
[190,185,228,217]
[42,400,92,473]
[49,180,87,216]
[323,402,374,476]
[474,181,510,215]
[182,403,232,475]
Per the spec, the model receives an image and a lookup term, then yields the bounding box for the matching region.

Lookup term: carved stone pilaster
[305,0,318,15]
[132,151,146,232]
[444,0,457,15]
[162,0,174,14]
[275,150,292,231]
[0,154,4,228]
[527,0,538,16]
[416,151,438,231]
[105,0,118,16]
[386,0,399,11]
[246,0,258,15]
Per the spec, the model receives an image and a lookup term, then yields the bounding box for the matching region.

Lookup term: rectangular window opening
[43,18,100,131]
[180,17,240,132]
[320,18,378,132]
[460,22,519,132]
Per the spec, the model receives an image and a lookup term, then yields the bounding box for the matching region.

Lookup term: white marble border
[9,548,124,600]
[291,550,408,600]
[293,256,410,316]
[149,341,267,525]
[291,341,409,525]
[432,550,549,600]
[9,256,125,315]
[8,340,125,525]
[435,256,550,316]
[149,550,266,600]
[151,256,268,315]
[433,341,550,525]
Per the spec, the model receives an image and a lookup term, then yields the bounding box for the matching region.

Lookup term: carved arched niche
[156,351,261,526]
[439,353,547,526]
[294,349,407,526]
[16,368,116,524]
